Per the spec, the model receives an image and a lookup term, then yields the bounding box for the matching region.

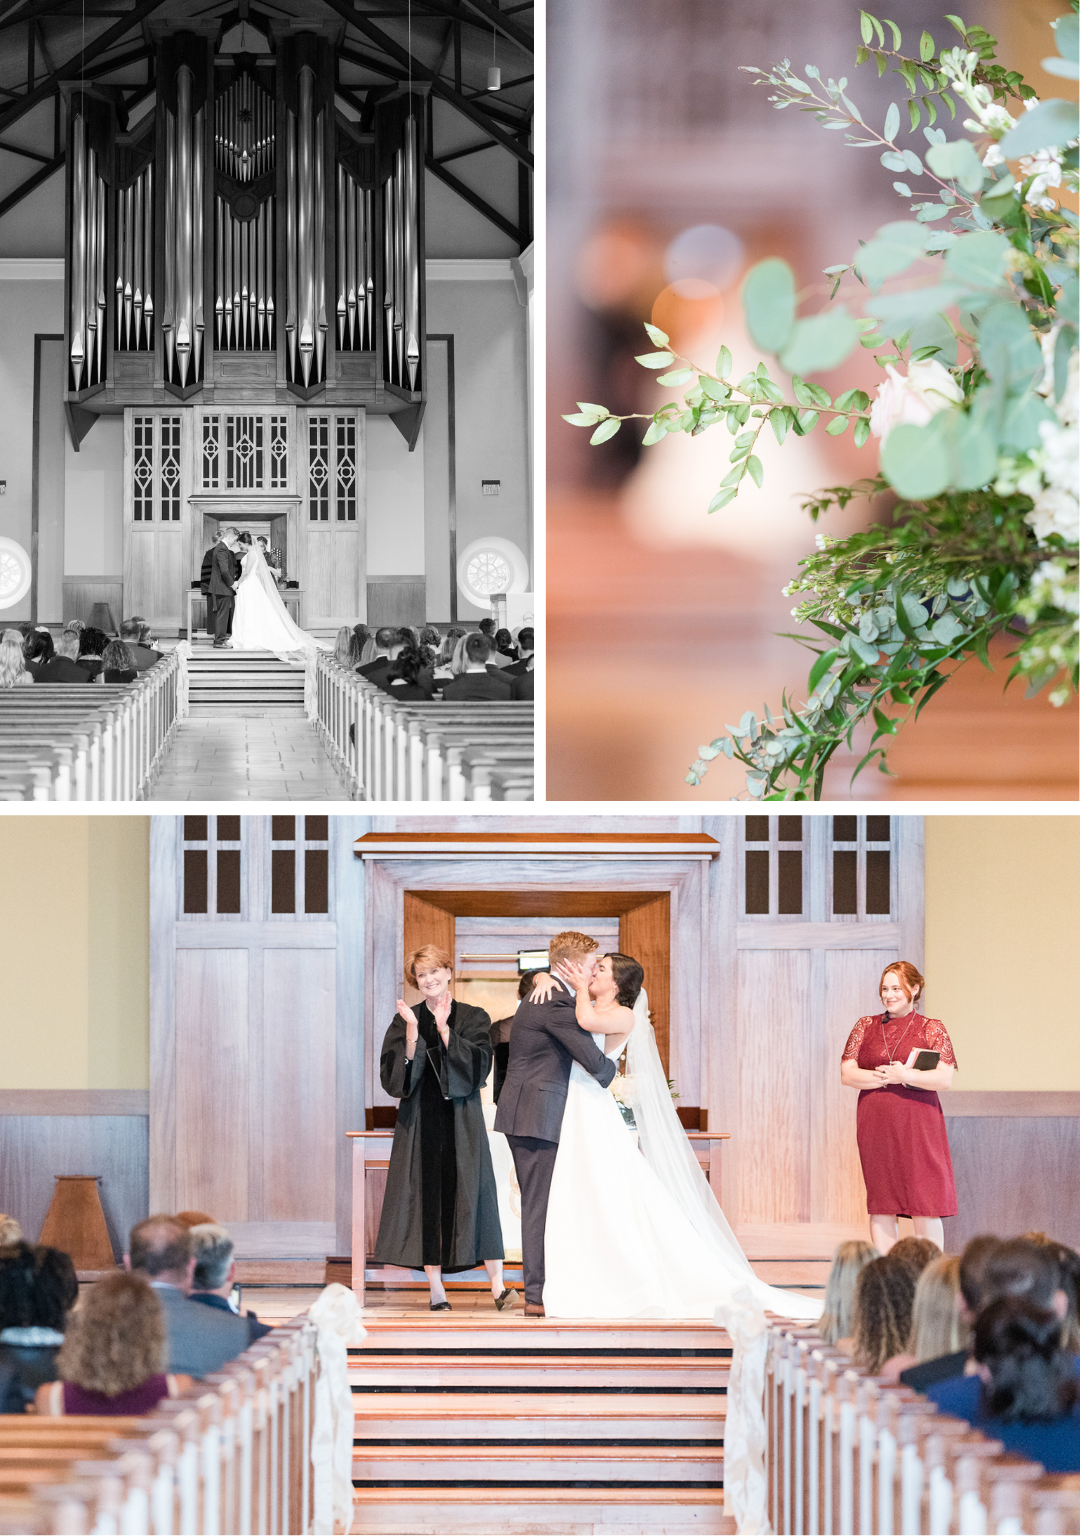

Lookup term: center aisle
[348,1310,736,1535]
[149,718,347,800]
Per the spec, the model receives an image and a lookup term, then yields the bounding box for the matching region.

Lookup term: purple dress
[62,1374,172,1416]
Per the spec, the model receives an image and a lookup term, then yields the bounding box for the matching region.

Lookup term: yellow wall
[0,815,149,1089]
[925,817,1080,1091]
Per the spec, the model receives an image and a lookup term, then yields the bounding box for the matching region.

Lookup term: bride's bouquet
[565,8,1078,799]
[609,1074,637,1128]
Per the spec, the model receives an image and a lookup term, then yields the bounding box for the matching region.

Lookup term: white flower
[609,1074,636,1106]
[1026,349,1079,546]
[1020,147,1063,212]
[869,359,965,443]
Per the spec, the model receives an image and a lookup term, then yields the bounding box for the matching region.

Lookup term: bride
[534,955,822,1321]
[230,534,321,661]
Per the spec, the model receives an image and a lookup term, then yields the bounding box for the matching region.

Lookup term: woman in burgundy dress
[841,961,957,1254]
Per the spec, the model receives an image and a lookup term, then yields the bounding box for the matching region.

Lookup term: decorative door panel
[123,409,191,628]
[298,408,366,628]
[710,814,923,1236]
[151,815,364,1259]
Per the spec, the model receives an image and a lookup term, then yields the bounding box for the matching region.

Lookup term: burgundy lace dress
[841,1011,958,1217]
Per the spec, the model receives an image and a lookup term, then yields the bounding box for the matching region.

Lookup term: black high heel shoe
[429,1299,452,1312]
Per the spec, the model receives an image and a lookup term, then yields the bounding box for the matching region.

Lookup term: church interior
[0,0,534,802]
[2,811,1077,1529]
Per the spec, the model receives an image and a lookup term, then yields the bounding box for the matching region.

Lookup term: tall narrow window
[160,416,181,520]
[132,416,154,520]
[832,816,892,918]
[269,415,288,489]
[308,417,330,519]
[742,816,804,917]
[336,415,357,520]
[181,816,245,917]
[226,414,264,490]
[202,415,220,489]
[269,815,330,915]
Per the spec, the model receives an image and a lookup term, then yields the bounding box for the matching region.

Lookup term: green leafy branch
[562,328,873,512]
[854,11,1036,130]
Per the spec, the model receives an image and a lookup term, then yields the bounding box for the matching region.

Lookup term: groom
[210,527,240,648]
[494,930,617,1316]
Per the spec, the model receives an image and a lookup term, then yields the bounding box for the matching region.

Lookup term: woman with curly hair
[0,629,33,688]
[386,643,435,701]
[35,1272,191,1415]
[852,1253,920,1375]
[76,625,109,681]
[98,640,138,684]
[964,1296,1080,1471]
[883,1253,971,1383]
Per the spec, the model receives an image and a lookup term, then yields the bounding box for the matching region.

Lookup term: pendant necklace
[880,1009,918,1065]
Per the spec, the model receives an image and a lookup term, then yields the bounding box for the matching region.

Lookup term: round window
[456,536,529,609]
[0,537,32,611]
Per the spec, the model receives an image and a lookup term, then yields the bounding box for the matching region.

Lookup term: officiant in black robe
[374,989,503,1277]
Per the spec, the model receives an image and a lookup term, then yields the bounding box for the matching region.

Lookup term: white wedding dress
[542,997,823,1322]
[230,545,321,662]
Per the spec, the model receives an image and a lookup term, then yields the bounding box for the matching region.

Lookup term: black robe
[374,999,504,1272]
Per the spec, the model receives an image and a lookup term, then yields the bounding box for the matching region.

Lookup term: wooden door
[712,814,924,1239]
[151,814,364,1258]
[123,408,190,630]
[620,894,671,1072]
[298,408,367,628]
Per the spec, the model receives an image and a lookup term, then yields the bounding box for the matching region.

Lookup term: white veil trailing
[625,989,822,1322]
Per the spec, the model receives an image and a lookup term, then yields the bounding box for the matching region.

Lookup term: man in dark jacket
[24,630,90,684]
[119,619,164,670]
[442,635,513,700]
[126,1216,249,1376]
[188,1223,271,1344]
[210,529,240,648]
[494,932,616,1315]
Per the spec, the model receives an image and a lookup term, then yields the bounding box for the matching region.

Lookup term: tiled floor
[149,718,349,801]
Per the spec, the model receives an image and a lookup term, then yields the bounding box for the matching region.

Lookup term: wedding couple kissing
[496,931,821,1321]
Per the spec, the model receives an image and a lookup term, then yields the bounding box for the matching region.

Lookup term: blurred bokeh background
[547,0,1077,802]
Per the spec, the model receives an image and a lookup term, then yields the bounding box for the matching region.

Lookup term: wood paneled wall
[62,577,124,627]
[367,578,427,627]
[943,1098,1080,1251]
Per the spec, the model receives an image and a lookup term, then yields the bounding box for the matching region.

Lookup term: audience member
[1025,1233,1080,1352]
[358,627,402,688]
[188,1224,272,1344]
[505,628,534,675]
[64,620,85,634]
[352,623,372,656]
[386,643,435,700]
[0,628,33,687]
[961,1297,1080,1472]
[441,635,512,700]
[175,1210,216,1229]
[0,1215,22,1246]
[433,627,466,678]
[21,629,87,684]
[98,640,138,684]
[76,626,109,680]
[118,619,163,670]
[487,628,515,668]
[511,665,534,701]
[419,625,441,653]
[36,1273,193,1416]
[924,1238,1077,1419]
[852,1253,920,1375]
[889,1235,942,1274]
[819,1239,879,1353]
[0,1243,78,1413]
[478,618,495,640]
[883,1253,970,1383]
[333,626,356,668]
[126,1215,249,1377]
[900,1233,1000,1390]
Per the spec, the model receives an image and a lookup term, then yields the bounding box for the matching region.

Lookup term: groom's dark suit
[494,980,616,1306]
[210,541,238,645]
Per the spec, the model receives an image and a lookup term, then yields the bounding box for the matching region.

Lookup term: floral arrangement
[565,9,1078,799]
[610,1073,637,1128]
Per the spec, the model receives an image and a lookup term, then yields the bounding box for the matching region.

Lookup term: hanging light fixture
[487,22,501,90]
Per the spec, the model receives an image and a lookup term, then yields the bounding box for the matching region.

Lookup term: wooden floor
[546,494,1079,802]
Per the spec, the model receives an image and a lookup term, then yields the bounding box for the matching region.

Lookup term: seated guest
[64,620,85,635]
[883,1253,970,1383]
[441,635,513,700]
[0,1214,23,1246]
[487,628,515,669]
[358,627,402,687]
[958,1296,1080,1472]
[0,628,33,687]
[126,1215,249,1377]
[118,620,163,671]
[188,1224,271,1344]
[852,1253,920,1375]
[433,627,466,679]
[420,625,441,654]
[98,640,138,684]
[0,1243,78,1412]
[511,665,534,701]
[478,618,496,641]
[353,623,373,658]
[24,629,88,684]
[175,1210,216,1229]
[901,1233,1000,1390]
[1025,1233,1080,1352]
[889,1235,942,1273]
[505,628,534,676]
[35,1273,192,1416]
[386,643,435,700]
[819,1239,879,1355]
[76,626,109,680]
[333,626,356,667]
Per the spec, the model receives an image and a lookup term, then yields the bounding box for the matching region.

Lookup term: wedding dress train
[230,545,322,662]
[542,1002,823,1322]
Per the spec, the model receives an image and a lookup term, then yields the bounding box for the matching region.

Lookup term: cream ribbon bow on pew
[714,1287,769,1536]
[309,1282,368,1536]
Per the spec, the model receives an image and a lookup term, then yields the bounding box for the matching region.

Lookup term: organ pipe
[70,112,86,391]
[403,114,420,391]
[67,108,110,392]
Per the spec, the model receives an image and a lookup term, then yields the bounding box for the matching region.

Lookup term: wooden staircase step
[352,1392,726,1440]
[355,1318,729,1353]
[349,1355,728,1390]
[352,1445,724,1484]
[350,1487,734,1534]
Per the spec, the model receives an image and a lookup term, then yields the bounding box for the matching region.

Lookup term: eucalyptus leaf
[644,323,670,347]
[590,417,622,446]
[746,455,764,488]
[641,420,668,446]
[998,97,1079,157]
[855,220,929,288]
[779,308,860,375]
[716,345,733,378]
[636,351,676,368]
[656,368,694,386]
[881,416,951,498]
[978,302,1042,394]
[741,258,797,354]
[707,488,739,513]
[826,415,849,435]
[925,137,986,193]
[866,283,965,336]
[884,102,900,141]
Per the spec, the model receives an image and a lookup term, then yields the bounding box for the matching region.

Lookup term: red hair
[879,961,924,1004]
[405,945,453,986]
